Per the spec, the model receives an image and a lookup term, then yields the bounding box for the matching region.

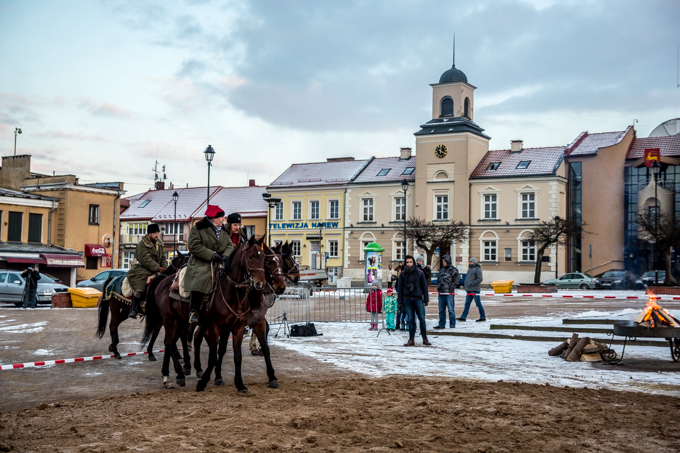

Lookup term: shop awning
[5,256,46,264]
[41,254,85,268]
[85,244,107,257]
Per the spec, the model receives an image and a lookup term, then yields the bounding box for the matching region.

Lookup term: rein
[214,244,265,320]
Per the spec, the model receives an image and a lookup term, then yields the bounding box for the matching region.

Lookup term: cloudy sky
[1,0,679,195]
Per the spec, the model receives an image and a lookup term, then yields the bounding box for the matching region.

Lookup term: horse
[152,234,268,389]
[193,240,287,389]
[95,253,189,360]
[280,241,301,283]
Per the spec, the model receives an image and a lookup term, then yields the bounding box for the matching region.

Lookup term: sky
[1,0,679,196]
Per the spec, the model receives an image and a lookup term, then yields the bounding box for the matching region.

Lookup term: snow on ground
[270,309,680,396]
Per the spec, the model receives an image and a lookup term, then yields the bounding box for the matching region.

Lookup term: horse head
[243,234,267,291]
[265,243,286,295]
[281,240,300,283]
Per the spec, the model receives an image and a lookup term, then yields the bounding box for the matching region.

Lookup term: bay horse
[193,241,287,389]
[280,241,301,284]
[95,253,188,360]
[152,234,268,389]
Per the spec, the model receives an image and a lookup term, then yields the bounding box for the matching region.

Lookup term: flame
[636,288,680,328]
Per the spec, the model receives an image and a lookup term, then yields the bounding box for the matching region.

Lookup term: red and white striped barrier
[0,349,165,371]
[428,292,674,300]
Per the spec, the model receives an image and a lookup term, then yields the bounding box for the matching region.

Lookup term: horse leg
[108,303,123,360]
[193,325,205,379]
[196,326,218,392]
[232,324,248,394]
[214,328,229,386]
[147,324,162,361]
[181,329,191,376]
[172,342,186,387]
[161,328,173,389]
[162,320,183,389]
[254,319,279,388]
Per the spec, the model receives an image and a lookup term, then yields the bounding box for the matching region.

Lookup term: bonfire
[634,289,680,328]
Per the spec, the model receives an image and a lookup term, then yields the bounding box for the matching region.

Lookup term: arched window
[440,97,453,117]
[464,97,470,119]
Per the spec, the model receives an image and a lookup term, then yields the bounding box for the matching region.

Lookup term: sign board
[644,148,661,168]
[365,251,383,285]
[324,252,329,260]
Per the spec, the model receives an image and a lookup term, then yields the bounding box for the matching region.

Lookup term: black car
[636,270,666,288]
[594,270,637,290]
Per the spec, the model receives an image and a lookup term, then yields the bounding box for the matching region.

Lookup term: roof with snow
[566,128,630,156]
[627,134,680,160]
[120,187,220,222]
[269,159,369,189]
[471,147,565,179]
[351,156,416,184]
[191,186,268,220]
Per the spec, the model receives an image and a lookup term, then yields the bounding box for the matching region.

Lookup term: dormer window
[516,161,531,169]
[487,162,500,171]
[139,200,151,208]
[402,167,415,175]
[377,169,391,176]
[440,97,453,117]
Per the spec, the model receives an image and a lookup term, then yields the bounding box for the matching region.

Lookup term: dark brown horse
[280,241,301,284]
[193,241,287,389]
[95,254,189,360]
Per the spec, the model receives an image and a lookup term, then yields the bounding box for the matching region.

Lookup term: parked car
[76,269,128,292]
[594,270,637,290]
[636,270,666,288]
[41,273,64,285]
[0,270,70,306]
[544,272,596,289]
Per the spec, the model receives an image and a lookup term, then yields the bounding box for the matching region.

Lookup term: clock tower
[413,51,490,259]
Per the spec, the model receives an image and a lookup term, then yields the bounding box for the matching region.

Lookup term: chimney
[511,140,523,153]
[400,147,412,160]
[249,179,256,187]
[155,181,165,190]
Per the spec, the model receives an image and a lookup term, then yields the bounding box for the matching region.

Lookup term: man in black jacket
[397,255,431,347]
[21,265,41,309]
[434,254,459,329]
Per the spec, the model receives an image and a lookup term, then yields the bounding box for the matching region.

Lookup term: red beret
[205,205,225,218]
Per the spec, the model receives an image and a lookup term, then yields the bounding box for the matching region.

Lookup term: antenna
[453,34,456,67]
[677,43,679,88]
[153,160,159,182]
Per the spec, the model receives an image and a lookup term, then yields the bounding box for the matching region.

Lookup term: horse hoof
[269,380,280,389]
[214,379,225,386]
[114,353,122,360]
[148,355,157,362]
[238,388,249,395]
[176,378,186,387]
[196,370,203,379]
[196,381,207,392]
[183,367,191,376]
[163,376,174,389]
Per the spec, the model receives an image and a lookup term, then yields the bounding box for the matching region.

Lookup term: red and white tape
[428,292,673,300]
[0,349,165,371]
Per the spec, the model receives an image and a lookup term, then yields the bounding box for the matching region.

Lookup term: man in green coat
[127,223,168,319]
[186,204,234,324]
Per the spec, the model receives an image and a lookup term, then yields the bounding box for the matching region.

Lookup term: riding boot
[189,291,203,324]
[128,294,140,319]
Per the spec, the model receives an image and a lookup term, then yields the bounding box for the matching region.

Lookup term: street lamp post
[204,145,215,206]
[262,193,281,247]
[652,160,661,284]
[401,179,409,259]
[173,191,179,256]
[14,128,22,156]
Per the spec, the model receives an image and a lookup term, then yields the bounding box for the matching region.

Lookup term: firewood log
[567,337,590,362]
[549,340,569,356]
[563,333,579,360]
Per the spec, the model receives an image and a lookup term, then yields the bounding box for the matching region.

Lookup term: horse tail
[141,274,165,347]
[95,277,115,339]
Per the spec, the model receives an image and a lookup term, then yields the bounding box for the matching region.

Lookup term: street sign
[644,148,661,168]
[324,252,329,260]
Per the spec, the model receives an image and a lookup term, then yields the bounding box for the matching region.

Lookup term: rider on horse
[227,212,246,246]
[186,205,234,324]
[127,223,168,319]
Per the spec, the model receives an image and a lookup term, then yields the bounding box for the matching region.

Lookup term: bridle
[281,252,299,282]
[215,243,265,319]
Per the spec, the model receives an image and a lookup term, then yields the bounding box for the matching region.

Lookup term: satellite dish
[649,118,680,137]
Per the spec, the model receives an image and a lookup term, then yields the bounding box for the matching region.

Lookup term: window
[274,202,283,220]
[329,200,339,219]
[487,162,500,171]
[505,248,512,262]
[377,169,391,176]
[516,161,531,169]
[362,198,374,222]
[328,240,339,258]
[89,205,100,225]
[123,251,136,269]
[290,240,301,257]
[484,194,497,219]
[361,240,373,261]
[310,201,320,220]
[464,97,470,119]
[7,211,22,242]
[402,167,415,175]
[86,256,98,269]
[521,193,535,218]
[0,273,6,283]
[522,240,536,261]
[483,240,497,261]
[395,197,405,221]
[128,223,147,237]
[8,273,22,285]
[440,97,453,117]
[649,206,660,224]
[292,202,302,220]
[28,213,42,243]
[93,271,110,281]
[394,240,404,260]
[435,195,449,220]
[243,225,255,239]
[165,223,184,235]
[139,200,151,208]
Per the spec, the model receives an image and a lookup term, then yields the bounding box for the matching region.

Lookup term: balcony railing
[161,233,186,243]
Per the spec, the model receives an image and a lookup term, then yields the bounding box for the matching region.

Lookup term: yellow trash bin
[490,280,514,294]
[68,287,102,308]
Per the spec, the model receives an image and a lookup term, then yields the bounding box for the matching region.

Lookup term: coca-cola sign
[86,244,108,257]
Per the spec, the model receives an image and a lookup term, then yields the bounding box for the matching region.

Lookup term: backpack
[290,323,322,337]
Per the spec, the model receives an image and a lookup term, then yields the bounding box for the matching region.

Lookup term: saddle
[169,266,191,303]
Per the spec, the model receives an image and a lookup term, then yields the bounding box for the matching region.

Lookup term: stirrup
[189,311,199,324]
[128,308,138,319]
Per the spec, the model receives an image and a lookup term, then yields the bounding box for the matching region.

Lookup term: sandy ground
[1,295,680,451]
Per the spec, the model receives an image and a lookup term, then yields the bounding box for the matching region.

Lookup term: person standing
[383,287,397,331]
[21,265,41,309]
[365,283,383,331]
[397,255,431,346]
[434,254,459,329]
[457,257,486,322]
[185,205,233,324]
[127,224,167,319]
[416,254,432,285]
[385,264,397,289]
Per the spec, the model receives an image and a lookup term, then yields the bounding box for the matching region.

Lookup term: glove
[157,267,167,274]
[221,255,230,269]
[211,253,221,263]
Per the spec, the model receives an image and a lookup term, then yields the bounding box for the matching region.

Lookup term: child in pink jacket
[366,283,383,331]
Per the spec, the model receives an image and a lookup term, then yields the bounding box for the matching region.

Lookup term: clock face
[435,144,448,158]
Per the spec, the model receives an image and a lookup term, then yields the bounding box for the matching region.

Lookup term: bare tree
[404,218,469,267]
[529,216,587,284]
[637,210,680,286]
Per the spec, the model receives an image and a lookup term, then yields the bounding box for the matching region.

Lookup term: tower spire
[452,33,456,67]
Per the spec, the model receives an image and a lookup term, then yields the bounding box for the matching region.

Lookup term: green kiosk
[363,242,385,286]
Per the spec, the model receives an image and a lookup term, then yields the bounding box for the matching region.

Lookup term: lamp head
[172,191,179,202]
[15,128,22,134]
[204,145,215,163]
[401,179,409,191]
[262,193,271,200]
[652,159,661,175]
